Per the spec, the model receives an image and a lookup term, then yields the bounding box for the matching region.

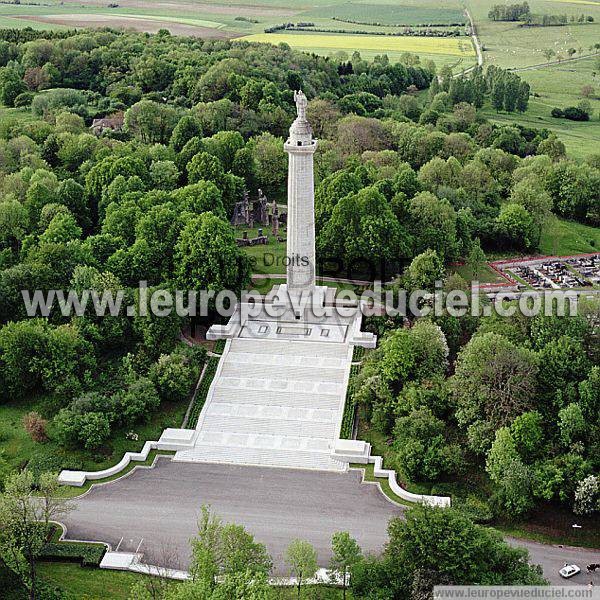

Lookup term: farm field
[239,31,475,66]
[481,55,600,159]
[0,0,477,69]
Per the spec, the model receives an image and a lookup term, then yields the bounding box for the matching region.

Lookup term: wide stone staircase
[175,338,351,471]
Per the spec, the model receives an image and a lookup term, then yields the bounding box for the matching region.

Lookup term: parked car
[559,564,581,578]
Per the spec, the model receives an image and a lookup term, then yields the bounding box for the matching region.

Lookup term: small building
[91,112,124,136]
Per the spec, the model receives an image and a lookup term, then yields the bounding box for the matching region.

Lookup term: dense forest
[0,27,598,530]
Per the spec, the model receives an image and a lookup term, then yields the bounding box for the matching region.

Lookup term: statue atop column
[294,90,308,121]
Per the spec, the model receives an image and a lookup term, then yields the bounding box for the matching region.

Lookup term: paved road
[59,458,402,575]
[59,458,599,584]
[508,538,600,587]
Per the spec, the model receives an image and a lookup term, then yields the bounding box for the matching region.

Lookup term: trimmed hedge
[40,542,106,567]
[188,356,220,428]
[340,364,361,439]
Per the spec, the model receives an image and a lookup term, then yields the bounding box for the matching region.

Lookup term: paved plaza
[60,458,402,575]
[60,458,599,585]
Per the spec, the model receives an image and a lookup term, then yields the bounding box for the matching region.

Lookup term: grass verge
[350,462,413,507]
[493,524,600,550]
[38,561,350,600]
[540,217,600,256]
[54,450,176,498]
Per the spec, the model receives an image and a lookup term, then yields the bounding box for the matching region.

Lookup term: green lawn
[539,216,600,255]
[240,226,287,276]
[38,562,348,599]
[449,263,507,284]
[39,562,145,599]
[0,395,187,480]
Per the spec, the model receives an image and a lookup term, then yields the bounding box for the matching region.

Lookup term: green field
[465,0,600,69]
[306,3,465,26]
[481,54,600,159]
[466,0,600,158]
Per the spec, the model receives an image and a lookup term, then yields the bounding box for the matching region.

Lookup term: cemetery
[494,253,600,290]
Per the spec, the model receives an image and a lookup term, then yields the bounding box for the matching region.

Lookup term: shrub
[551,106,589,121]
[23,411,48,442]
[149,352,199,403]
[14,91,34,107]
[114,377,160,426]
[27,452,82,482]
[53,408,111,451]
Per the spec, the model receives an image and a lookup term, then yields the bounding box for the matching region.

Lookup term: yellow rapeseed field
[544,0,600,5]
[239,33,475,57]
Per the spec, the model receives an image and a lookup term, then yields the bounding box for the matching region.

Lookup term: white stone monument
[207,92,375,344]
[283,90,317,295]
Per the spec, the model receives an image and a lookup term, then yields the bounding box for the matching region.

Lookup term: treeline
[522,13,594,26]
[265,24,466,37]
[0,26,78,43]
[488,3,594,26]
[264,22,315,32]
[0,28,434,119]
[351,297,599,518]
[551,104,591,121]
[488,2,530,21]
[429,65,530,114]
[332,16,466,28]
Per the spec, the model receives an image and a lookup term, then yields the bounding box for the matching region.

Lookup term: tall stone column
[284,90,317,295]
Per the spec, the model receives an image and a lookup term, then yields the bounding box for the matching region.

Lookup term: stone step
[215,377,343,397]
[201,415,337,439]
[176,444,346,472]
[220,363,346,382]
[211,387,342,410]
[225,351,347,370]
[229,338,348,358]
[206,402,337,423]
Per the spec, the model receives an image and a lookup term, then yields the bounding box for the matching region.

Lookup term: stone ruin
[231,189,268,229]
[232,189,286,246]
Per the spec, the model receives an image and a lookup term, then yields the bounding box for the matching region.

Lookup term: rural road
[59,458,600,585]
